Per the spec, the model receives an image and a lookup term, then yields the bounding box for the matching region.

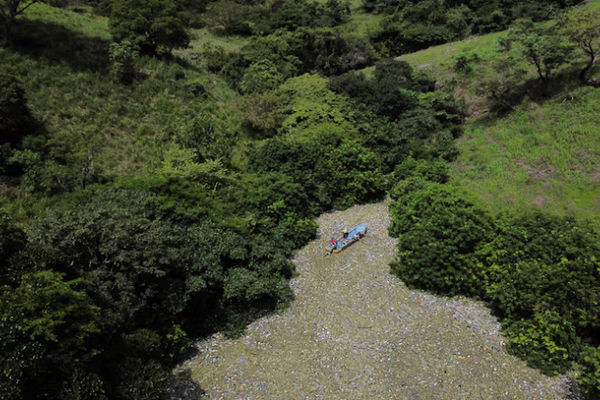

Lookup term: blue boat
[326,224,367,255]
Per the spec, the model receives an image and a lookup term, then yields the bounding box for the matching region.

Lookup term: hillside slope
[186,202,569,399]
[454,87,600,219]
[370,0,600,220]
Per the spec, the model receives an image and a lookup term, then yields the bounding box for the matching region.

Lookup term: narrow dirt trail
[186,202,569,399]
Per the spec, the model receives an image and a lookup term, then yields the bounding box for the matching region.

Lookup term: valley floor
[184,202,570,399]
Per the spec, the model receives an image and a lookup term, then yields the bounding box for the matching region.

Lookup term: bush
[0,72,31,146]
[199,43,230,73]
[478,212,600,375]
[249,136,386,211]
[240,90,286,136]
[579,346,600,398]
[505,310,575,374]
[391,157,449,184]
[389,179,493,297]
[240,60,285,94]
[0,213,28,287]
[329,59,431,120]
[478,55,528,112]
[453,52,479,74]
[368,0,579,55]
[109,0,190,55]
[109,40,138,84]
[202,0,253,35]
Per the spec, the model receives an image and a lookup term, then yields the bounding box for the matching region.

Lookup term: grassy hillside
[0,3,245,219]
[377,0,600,220]
[454,87,600,220]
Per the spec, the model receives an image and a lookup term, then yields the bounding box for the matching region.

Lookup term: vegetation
[384,1,600,396]
[109,0,190,55]
[367,0,580,56]
[1,0,600,398]
[388,173,600,395]
[0,0,41,45]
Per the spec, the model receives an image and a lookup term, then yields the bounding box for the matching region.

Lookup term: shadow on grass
[471,67,592,127]
[167,369,206,399]
[10,18,110,72]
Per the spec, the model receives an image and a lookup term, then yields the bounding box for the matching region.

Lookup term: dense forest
[1,0,599,399]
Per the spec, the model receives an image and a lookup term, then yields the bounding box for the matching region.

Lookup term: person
[330,237,337,248]
[342,228,348,239]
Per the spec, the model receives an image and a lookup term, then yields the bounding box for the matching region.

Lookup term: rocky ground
[183,201,571,399]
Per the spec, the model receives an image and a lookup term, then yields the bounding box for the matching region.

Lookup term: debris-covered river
[185,201,570,399]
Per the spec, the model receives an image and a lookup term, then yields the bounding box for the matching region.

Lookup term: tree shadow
[166,370,206,400]
[471,67,589,126]
[10,18,110,73]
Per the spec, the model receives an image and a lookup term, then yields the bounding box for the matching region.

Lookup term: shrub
[240,60,285,94]
[0,213,28,287]
[0,72,31,146]
[239,90,286,136]
[199,43,229,73]
[109,40,138,84]
[248,136,385,210]
[109,0,190,55]
[202,0,253,35]
[478,212,600,375]
[329,59,431,120]
[505,310,575,374]
[391,157,449,184]
[389,179,493,297]
[579,346,600,398]
[323,141,386,209]
[453,52,480,74]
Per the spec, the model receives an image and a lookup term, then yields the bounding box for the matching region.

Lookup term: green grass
[174,27,250,61]
[2,4,243,183]
[23,2,110,40]
[348,0,600,220]
[451,86,600,221]
[336,0,383,37]
[397,31,505,72]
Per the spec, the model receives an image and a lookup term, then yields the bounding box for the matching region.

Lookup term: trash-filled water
[184,201,571,399]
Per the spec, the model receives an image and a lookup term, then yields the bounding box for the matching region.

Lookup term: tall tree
[109,0,189,55]
[559,8,600,83]
[0,0,41,46]
[507,19,572,81]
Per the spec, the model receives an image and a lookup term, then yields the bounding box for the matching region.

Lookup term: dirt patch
[590,165,600,184]
[183,201,570,399]
[516,159,557,181]
[532,195,552,209]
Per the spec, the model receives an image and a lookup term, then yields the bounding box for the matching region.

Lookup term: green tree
[388,178,493,297]
[202,0,253,35]
[109,0,189,55]
[478,54,528,111]
[559,8,600,83]
[0,0,42,45]
[507,19,572,81]
[240,60,284,94]
[0,271,100,400]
